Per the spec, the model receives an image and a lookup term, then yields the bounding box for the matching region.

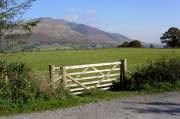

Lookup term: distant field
[3,48,180,72]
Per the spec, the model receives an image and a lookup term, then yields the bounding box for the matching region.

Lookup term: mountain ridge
[29,17,131,45]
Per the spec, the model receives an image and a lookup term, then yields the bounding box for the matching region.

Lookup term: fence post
[5,74,8,81]
[120,59,127,86]
[49,65,55,89]
[61,66,67,90]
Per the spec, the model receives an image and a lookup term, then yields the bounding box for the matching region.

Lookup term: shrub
[117,40,142,48]
[131,56,180,90]
[128,40,142,48]
[0,60,38,106]
[0,60,70,115]
[117,42,129,48]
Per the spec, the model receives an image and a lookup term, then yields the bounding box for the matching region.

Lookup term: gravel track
[1,91,180,119]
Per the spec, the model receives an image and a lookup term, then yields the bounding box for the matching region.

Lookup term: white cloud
[63,9,97,22]
[64,8,80,22]
[64,14,80,22]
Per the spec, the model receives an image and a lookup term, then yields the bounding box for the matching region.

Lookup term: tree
[117,42,129,48]
[160,27,180,48]
[128,40,142,48]
[149,44,154,48]
[117,40,142,48]
[0,0,37,52]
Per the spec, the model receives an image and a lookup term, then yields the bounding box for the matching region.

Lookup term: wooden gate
[49,59,127,95]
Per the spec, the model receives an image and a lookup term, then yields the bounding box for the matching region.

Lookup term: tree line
[118,27,180,48]
[117,40,142,48]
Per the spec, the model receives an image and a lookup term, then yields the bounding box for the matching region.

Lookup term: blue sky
[24,0,180,43]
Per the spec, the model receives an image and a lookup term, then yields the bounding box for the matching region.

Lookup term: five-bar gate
[49,59,127,95]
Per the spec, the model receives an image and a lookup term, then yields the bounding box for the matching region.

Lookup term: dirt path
[1,91,180,119]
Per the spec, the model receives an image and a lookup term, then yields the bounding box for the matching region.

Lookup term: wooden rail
[49,59,127,95]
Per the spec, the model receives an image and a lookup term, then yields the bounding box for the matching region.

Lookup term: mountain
[21,17,131,50]
[67,22,130,44]
[6,17,133,51]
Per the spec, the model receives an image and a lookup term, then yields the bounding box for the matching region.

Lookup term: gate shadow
[123,101,180,116]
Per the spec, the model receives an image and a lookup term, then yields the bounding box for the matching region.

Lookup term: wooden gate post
[49,65,55,89]
[5,73,8,81]
[120,59,127,86]
[61,66,67,90]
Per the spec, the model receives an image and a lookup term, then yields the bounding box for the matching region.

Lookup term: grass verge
[1,88,180,117]
[0,90,143,116]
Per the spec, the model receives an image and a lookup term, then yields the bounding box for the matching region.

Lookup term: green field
[1,48,180,115]
[4,48,180,72]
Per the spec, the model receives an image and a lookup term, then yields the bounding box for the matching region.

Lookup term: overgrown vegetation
[0,60,72,115]
[129,56,180,91]
[0,61,38,114]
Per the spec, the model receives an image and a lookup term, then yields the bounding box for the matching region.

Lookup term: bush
[0,60,69,101]
[0,60,54,115]
[0,61,38,106]
[117,42,129,48]
[117,40,142,48]
[128,40,142,48]
[131,56,180,90]
[0,60,70,115]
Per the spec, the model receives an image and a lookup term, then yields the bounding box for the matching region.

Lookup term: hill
[23,17,131,51]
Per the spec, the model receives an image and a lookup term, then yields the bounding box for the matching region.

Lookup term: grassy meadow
[1,48,180,115]
[3,48,180,72]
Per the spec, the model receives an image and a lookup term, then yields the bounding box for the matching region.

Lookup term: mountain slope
[29,17,131,46]
[68,22,130,44]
